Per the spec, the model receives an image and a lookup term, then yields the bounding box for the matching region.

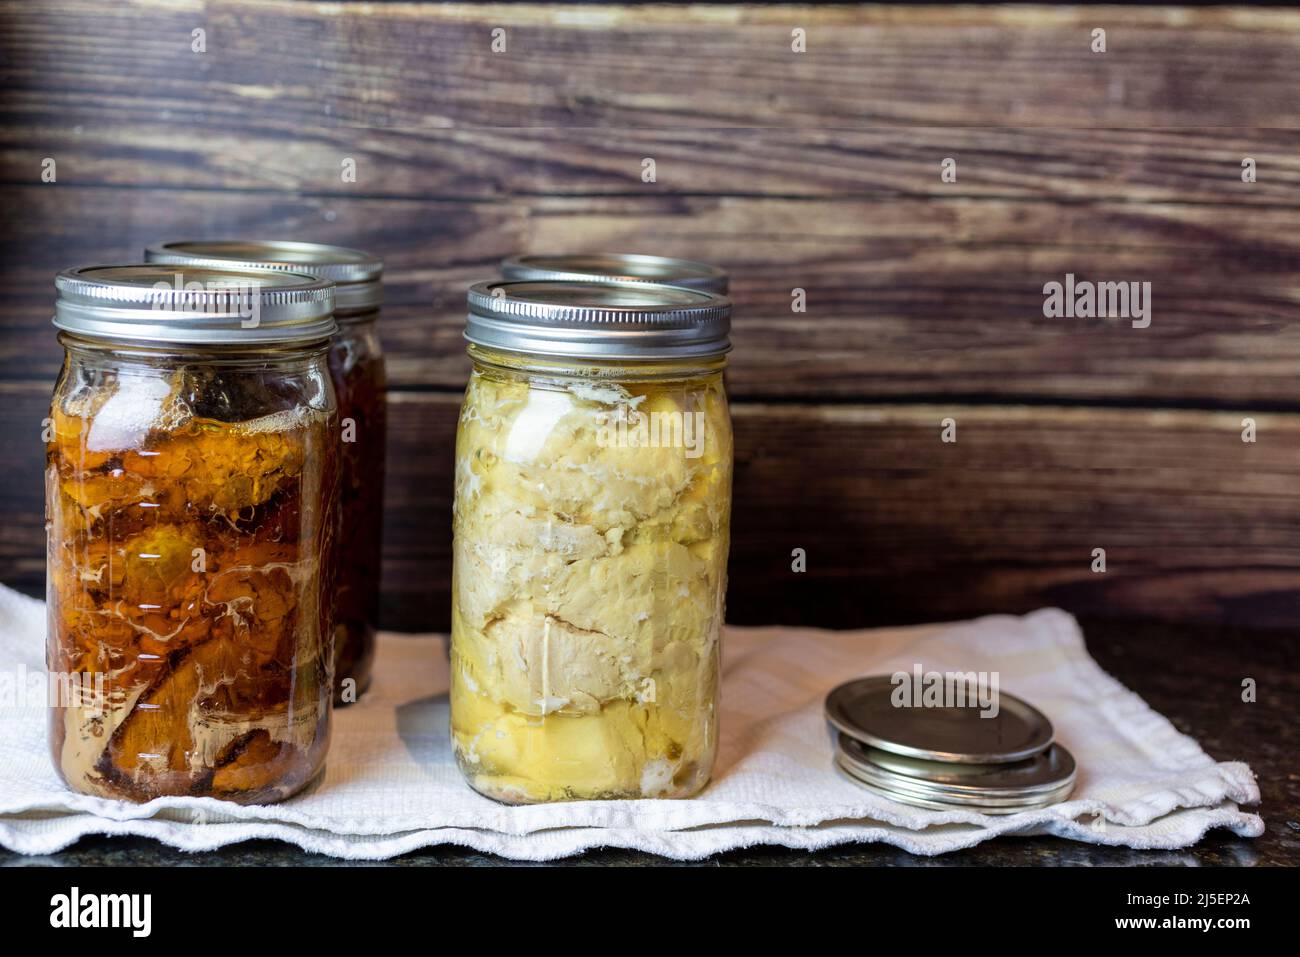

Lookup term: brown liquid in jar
[327,317,386,702]
[138,242,388,705]
[46,349,338,803]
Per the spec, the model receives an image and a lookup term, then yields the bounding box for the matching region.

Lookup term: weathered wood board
[2,3,1297,630]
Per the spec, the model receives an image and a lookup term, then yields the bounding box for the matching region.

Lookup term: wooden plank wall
[1,3,1298,631]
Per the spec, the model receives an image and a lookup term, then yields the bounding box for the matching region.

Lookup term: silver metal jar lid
[835,759,1075,814]
[145,240,383,314]
[501,253,729,295]
[465,280,732,360]
[839,735,1077,796]
[53,264,338,346]
[835,734,1077,814]
[825,674,1055,764]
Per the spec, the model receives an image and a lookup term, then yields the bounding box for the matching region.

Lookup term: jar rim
[466,279,731,360]
[56,329,334,363]
[501,253,728,295]
[145,240,384,313]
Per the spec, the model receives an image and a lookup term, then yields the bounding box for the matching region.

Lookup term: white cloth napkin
[0,583,1261,860]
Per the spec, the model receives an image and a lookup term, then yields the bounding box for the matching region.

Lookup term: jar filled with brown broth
[46,265,339,803]
[451,280,733,802]
[146,241,386,704]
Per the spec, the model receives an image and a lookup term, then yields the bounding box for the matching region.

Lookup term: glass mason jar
[501,252,729,295]
[45,265,339,804]
[145,242,386,704]
[451,280,733,803]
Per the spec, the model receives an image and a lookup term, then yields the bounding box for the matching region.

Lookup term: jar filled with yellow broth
[45,265,339,804]
[451,280,733,802]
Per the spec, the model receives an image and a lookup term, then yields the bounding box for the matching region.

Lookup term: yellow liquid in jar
[449,354,731,802]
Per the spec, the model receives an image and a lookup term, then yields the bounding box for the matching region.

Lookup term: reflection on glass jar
[145,242,387,703]
[451,279,733,803]
[45,265,339,804]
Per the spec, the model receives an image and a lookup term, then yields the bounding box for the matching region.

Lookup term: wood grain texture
[3,186,1300,406]
[2,2,1297,630]
[5,381,1295,631]
[7,124,1300,204]
[3,3,1299,129]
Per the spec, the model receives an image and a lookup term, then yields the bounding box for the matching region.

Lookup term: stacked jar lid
[825,676,1077,814]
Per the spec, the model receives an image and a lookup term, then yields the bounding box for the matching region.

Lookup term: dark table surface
[3,619,1296,867]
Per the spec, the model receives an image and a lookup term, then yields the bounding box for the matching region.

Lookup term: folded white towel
[0,584,1261,860]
